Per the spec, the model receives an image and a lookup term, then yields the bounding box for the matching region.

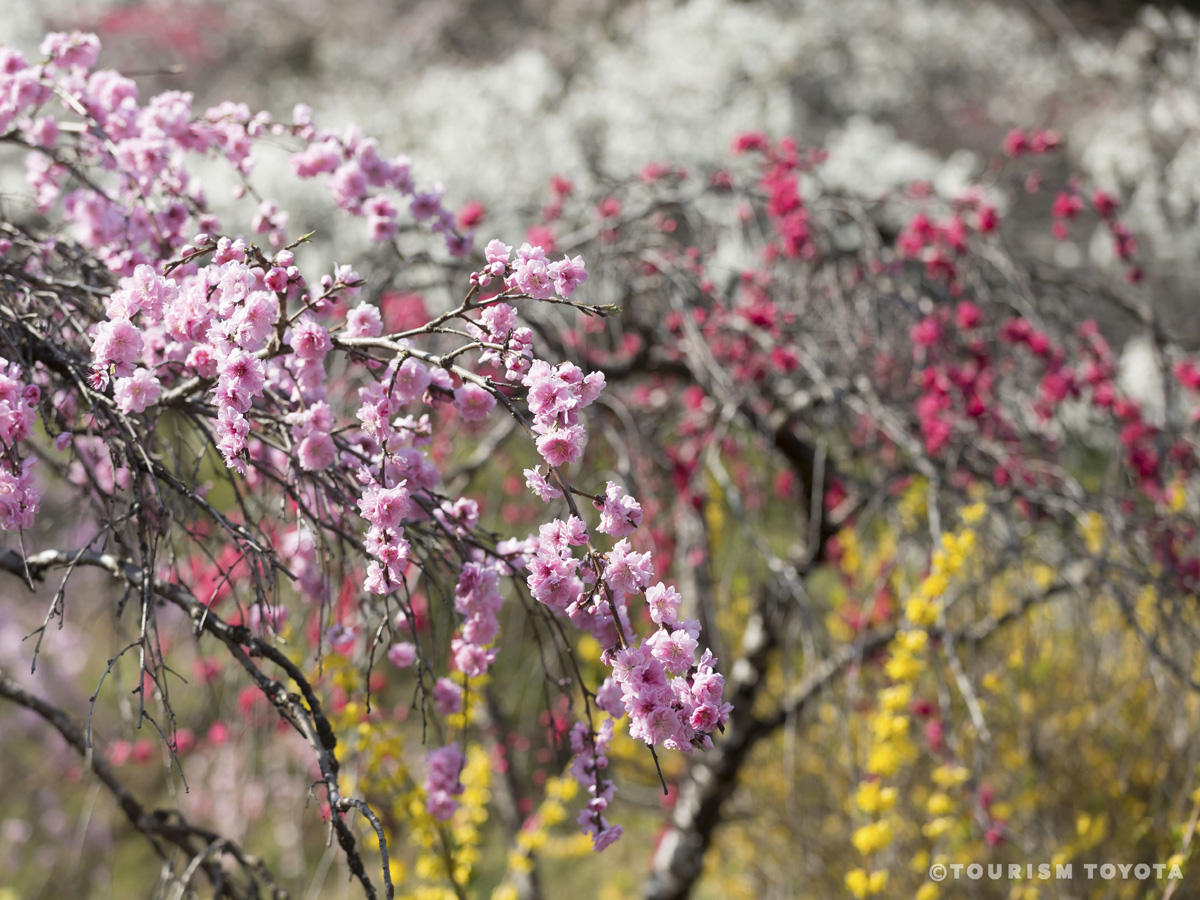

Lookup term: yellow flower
[854,781,897,814]
[931,765,970,787]
[960,502,987,525]
[880,684,913,712]
[851,820,893,856]
[922,817,952,839]
[508,850,536,875]
[885,649,922,682]
[845,868,870,899]
[867,743,900,777]
[546,776,578,801]
[871,714,910,742]
[927,792,953,816]
[905,596,938,627]
[920,573,949,601]
[898,629,929,654]
[388,858,407,884]
[1167,477,1188,512]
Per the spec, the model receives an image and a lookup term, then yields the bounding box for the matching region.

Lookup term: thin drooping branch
[0,547,393,900]
[0,670,285,900]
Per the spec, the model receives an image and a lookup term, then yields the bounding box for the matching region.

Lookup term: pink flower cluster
[12,34,468,275]
[0,359,40,531]
[523,472,728,778]
[290,111,470,256]
[511,243,588,300]
[358,480,412,595]
[207,260,274,471]
[526,515,590,614]
[387,641,417,668]
[522,359,605,470]
[466,293,534,382]
[610,635,729,750]
[568,719,623,851]
[354,360,447,599]
[450,560,503,677]
[91,263,173,408]
[424,744,465,821]
[287,401,337,472]
[471,240,588,300]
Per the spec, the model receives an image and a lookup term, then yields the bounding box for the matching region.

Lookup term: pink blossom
[535,425,585,467]
[392,358,431,406]
[1002,128,1028,157]
[345,303,383,338]
[596,678,625,718]
[911,316,942,348]
[114,368,162,414]
[232,292,279,350]
[689,703,722,731]
[451,638,497,677]
[409,184,444,222]
[297,432,336,471]
[603,540,654,597]
[643,704,681,745]
[359,482,410,530]
[92,319,144,376]
[526,365,579,421]
[325,624,357,655]
[40,31,100,70]
[649,628,698,675]
[484,239,511,267]
[217,350,265,410]
[364,562,390,595]
[433,677,463,715]
[424,744,464,821]
[329,162,367,212]
[290,139,342,178]
[454,383,496,422]
[387,642,417,668]
[955,301,983,330]
[512,254,555,300]
[480,302,516,339]
[290,316,332,361]
[645,582,682,626]
[597,482,643,537]
[548,255,588,298]
[524,466,563,502]
[215,406,251,471]
[124,264,172,320]
[592,823,623,851]
[0,459,38,531]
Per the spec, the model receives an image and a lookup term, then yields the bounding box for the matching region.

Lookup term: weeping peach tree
[2,30,1200,900]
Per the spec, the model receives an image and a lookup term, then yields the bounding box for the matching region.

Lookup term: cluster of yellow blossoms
[845,502,984,899]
